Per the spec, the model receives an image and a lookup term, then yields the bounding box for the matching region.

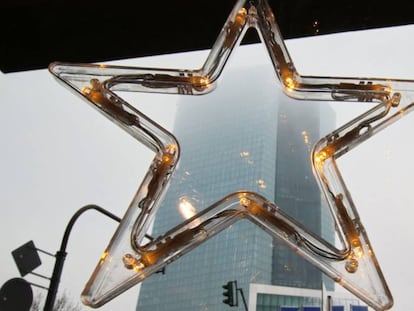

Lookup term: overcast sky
[1,24,414,311]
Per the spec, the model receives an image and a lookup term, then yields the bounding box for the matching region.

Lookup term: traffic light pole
[237,287,248,311]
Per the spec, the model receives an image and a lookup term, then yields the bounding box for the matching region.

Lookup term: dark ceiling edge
[2,0,414,73]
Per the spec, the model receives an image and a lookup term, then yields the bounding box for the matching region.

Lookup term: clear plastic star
[49,0,414,310]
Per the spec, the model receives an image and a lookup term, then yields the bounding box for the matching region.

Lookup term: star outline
[47,0,414,309]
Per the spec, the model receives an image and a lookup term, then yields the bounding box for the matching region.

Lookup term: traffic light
[222,281,236,306]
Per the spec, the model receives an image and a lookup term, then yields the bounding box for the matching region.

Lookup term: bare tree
[30,290,83,311]
[30,292,42,311]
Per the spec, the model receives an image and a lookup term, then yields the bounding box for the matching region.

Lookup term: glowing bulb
[162,144,177,163]
[315,151,327,163]
[391,92,401,107]
[178,197,196,220]
[284,77,295,91]
[165,144,177,154]
[224,7,247,48]
[345,258,359,273]
[123,253,135,269]
[122,253,144,271]
[100,251,108,260]
[235,8,248,25]
[81,86,92,95]
[353,246,364,259]
[239,197,250,208]
[315,144,336,166]
[99,251,108,266]
[190,76,211,91]
[198,76,211,86]
[81,80,107,105]
[314,148,333,172]
[162,154,173,163]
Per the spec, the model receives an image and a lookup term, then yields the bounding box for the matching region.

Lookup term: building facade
[136,55,336,310]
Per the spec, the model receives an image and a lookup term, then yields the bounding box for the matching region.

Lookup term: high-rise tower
[136,48,335,311]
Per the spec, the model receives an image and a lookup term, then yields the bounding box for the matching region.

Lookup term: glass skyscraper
[136,51,336,311]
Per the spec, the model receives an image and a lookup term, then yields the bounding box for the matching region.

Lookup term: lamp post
[43,204,121,311]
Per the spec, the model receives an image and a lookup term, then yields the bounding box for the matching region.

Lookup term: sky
[1,24,414,311]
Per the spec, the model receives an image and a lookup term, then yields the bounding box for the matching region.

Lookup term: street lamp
[43,204,121,311]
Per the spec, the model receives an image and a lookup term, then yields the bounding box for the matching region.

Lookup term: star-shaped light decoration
[49,0,414,310]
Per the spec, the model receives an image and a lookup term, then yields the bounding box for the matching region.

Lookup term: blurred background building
[136,59,342,310]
